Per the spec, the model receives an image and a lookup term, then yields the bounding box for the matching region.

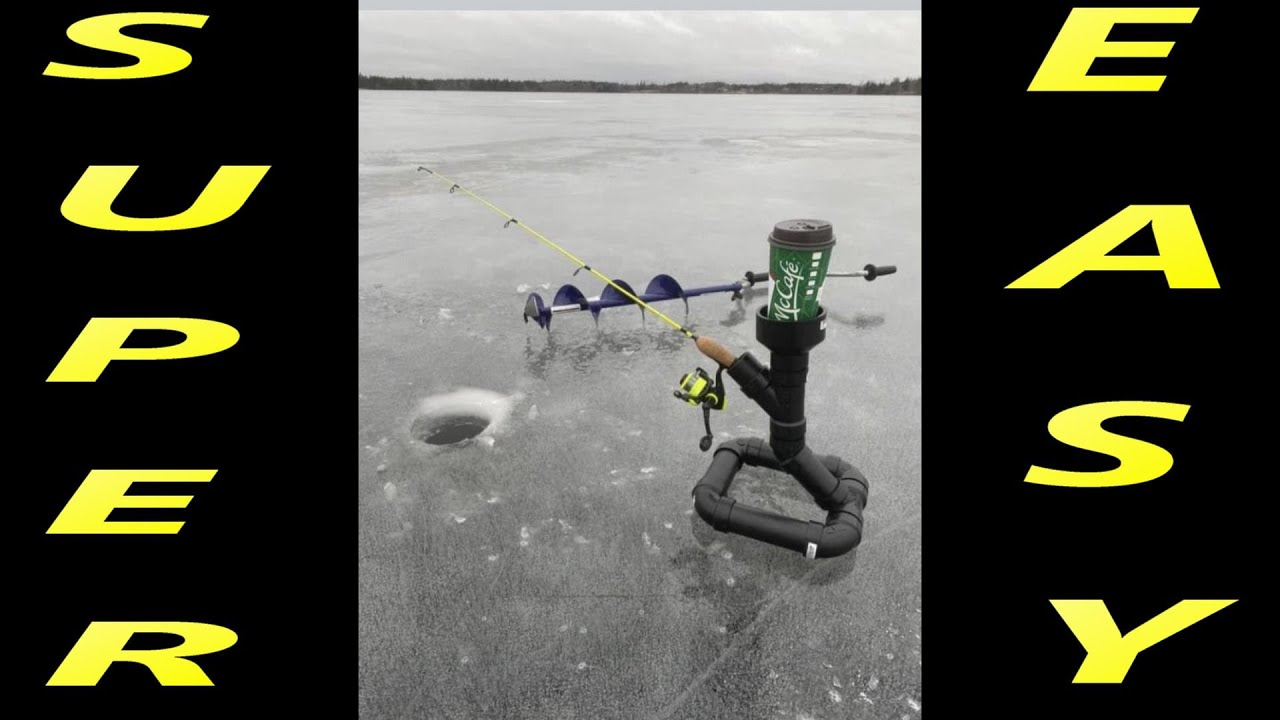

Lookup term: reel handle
[695,336,737,369]
[744,270,771,286]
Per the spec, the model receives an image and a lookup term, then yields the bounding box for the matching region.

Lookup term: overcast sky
[358,11,920,84]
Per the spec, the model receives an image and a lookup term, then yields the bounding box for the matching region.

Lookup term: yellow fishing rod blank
[417,166,695,338]
[416,166,740,369]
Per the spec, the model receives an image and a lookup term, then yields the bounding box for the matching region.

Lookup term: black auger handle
[863,264,896,281]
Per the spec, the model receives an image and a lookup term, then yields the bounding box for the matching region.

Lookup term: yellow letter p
[47,317,240,382]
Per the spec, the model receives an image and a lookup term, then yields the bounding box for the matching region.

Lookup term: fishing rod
[521,266,896,331]
[416,165,738,370]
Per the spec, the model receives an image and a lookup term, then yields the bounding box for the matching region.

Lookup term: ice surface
[359,90,921,720]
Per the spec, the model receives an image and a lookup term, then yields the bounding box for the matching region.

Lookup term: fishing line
[417,166,698,340]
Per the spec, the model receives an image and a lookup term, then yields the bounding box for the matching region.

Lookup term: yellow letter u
[61,165,270,231]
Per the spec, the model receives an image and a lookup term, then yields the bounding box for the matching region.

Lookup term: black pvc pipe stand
[691,306,869,559]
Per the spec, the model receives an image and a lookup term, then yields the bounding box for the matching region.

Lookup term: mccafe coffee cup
[767,219,835,321]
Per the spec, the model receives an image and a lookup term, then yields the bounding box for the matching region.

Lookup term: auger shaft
[522,267,895,330]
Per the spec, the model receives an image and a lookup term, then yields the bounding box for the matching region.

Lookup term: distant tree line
[358,74,921,95]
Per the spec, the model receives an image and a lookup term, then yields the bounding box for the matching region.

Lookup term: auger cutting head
[523,293,552,330]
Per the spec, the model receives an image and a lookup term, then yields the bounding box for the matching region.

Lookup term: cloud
[358,11,920,84]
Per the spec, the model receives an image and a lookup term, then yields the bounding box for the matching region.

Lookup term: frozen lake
[359,90,921,719]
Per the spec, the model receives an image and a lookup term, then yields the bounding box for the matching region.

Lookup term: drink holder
[691,307,869,559]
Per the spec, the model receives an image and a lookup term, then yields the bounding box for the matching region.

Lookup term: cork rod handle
[695,335,737,368]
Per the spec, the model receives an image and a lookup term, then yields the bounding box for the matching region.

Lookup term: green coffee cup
[768,219,835,321]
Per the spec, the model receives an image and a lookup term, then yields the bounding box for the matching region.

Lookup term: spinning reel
[674,366,727,452]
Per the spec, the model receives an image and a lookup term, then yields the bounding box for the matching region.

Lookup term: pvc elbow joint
[726,352,782,419]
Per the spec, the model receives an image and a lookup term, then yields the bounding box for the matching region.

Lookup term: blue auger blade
[524,273,759,330]
[523,293,552,330]
[553,284,589,310]
[645,274,689,316]
[599,279,643,324]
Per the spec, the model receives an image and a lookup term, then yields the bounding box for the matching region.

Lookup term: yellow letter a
[1007,205,1218,289]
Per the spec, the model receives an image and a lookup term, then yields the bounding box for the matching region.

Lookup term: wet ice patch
[641,531,661,554]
